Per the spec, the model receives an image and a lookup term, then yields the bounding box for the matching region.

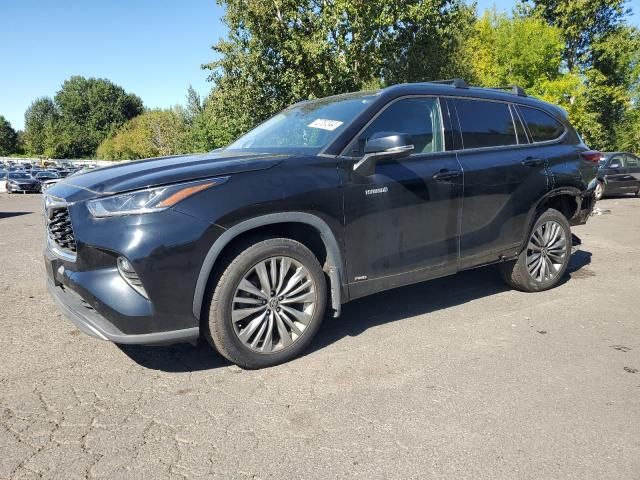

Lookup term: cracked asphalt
[1,193,639,479]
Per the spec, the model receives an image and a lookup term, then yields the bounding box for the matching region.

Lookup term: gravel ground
[1,193,639,480]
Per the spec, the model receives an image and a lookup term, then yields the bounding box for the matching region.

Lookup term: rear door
[451,98,550,267]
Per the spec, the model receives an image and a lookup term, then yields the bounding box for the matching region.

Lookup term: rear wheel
[204,238,327,369]
[499,208,571,292]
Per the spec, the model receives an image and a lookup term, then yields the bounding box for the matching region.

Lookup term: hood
[10,178,39,185]
[48,150,287,203]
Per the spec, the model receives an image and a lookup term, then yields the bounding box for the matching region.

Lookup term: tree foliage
[23,97,57,155]
[521,0,629,70]
[47,76,144,158]
[0,116,18,156]
[96,109,189,160]
[204,0,474,141]
[466,12,563,89]
[19,76,145,158]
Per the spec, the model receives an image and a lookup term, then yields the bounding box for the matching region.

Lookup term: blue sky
[1,0,636,130]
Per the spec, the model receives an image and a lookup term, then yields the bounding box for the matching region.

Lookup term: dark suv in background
[44,80,598,368]
[595,152,640,200]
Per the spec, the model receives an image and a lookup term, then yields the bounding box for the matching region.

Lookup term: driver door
[341,97,463,299]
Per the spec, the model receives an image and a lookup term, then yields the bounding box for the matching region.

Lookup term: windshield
[36,172,58,179]
[8,173,31,180]
[226,93,376,153]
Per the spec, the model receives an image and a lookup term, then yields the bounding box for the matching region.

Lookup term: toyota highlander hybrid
[44,80,598,368]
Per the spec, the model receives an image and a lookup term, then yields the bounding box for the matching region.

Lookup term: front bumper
[9,184,40,193]
[41,198,222,345]
[47,279,199,345]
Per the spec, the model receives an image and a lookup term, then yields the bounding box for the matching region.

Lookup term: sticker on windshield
[307,119,343,131]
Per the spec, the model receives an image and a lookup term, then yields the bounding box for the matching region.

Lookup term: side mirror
[353,134,414,176]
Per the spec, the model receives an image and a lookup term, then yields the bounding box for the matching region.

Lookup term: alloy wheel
[526,220,568,283]
[595,182,603,200]
[231,256,317,354]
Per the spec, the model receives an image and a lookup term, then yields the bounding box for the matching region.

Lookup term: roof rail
[491,85,527,97]
[428,78,469,89]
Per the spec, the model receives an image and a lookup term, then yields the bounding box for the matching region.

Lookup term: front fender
[192,212,345,320]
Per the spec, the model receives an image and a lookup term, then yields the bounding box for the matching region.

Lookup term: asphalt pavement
[1,193,639,479]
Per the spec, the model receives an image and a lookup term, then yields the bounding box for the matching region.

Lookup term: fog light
[117,256,148,298]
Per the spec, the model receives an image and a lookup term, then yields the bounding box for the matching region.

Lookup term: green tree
[521,0,629,70]
[0,116,18,155]
[23,97,57,155]
[516,1,637,150]
[465,11,564,89]
[48,76,144,158]
[96,109,189,160]
[205,0,474,142]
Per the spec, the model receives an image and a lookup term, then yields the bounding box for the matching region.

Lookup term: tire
[203,237,327,369]
[499,208,572,292]
[594,181,604,201]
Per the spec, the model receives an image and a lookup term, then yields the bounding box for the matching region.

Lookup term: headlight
[86,177,228,217]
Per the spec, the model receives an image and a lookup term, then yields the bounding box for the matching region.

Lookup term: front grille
[47,206,77,254]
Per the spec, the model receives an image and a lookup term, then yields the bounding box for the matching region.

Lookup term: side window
[354,97,443,156]
[625,154,638,167]
[609,155,626,168]
[519,106,565,142]
[455,99,517,149]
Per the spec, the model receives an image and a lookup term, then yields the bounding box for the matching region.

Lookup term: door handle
[432,169,462,182]
[521,157,544,167]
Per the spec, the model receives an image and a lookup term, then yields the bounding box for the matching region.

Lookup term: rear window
[455,99,517,149]
[519,106,565,142]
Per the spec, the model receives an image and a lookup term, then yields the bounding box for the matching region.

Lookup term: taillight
[581,150,601,164]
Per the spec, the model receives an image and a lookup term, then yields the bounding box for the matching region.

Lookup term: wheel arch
[193,212,345,321]
[518,186,582,253]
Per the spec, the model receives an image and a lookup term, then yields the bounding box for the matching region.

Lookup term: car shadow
[120,250,593,372]
[600,193,639,200]
[118,341,231,372]
[0,212,32,219]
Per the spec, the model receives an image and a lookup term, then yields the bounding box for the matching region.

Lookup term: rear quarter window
[519,106,565,142]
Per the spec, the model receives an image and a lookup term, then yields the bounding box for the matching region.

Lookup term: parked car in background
[35,171,60,183]
[595,152,640,200]
[44,80,598,368]
[6,172,41,193]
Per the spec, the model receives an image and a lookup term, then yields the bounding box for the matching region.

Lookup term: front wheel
[594,181,605,201]
[204,238,327,369]
[499,208,571,292]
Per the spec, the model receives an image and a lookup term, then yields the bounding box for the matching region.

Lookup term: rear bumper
[570,191,596,226]
[47,280,199,345]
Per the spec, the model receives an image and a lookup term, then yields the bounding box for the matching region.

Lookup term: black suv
[595,152,640,200]
[44,80,598,368]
